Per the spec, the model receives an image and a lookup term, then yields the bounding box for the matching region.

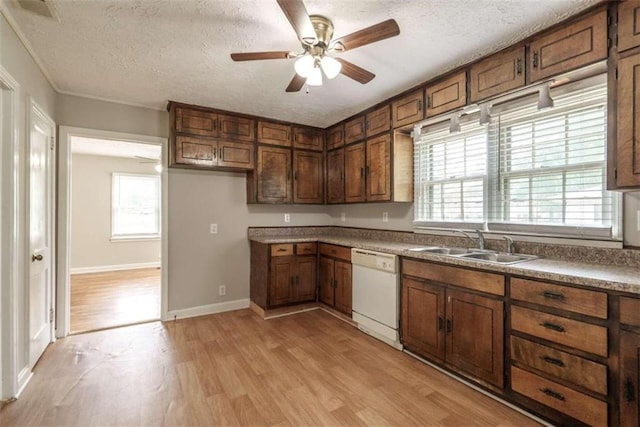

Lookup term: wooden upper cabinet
[619,0,640,52]
[174,136,254,170]
[293,150,323,204]
[175,108,218,137]
[366,134,392,202]
[216,141,255,170]
[528,10,608,83]
[218,114,255,142]
[326,124,345,150]
[392,89,424,128]
[293,127,323,151]
[345,142,366,203]
[327,148,345,204]
[366,105,391,138]
[470,46,525,102]
[257,121,292,146]
[613,53,640,188]
[426,71,467,117]
[344,116,366,144]
[256,146,291,203]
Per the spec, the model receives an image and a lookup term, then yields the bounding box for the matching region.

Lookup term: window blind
[112,173,161,237]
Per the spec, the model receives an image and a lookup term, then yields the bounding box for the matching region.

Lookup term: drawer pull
[541,291,565,300]
[541,355,565,367]
[541,322,566,333]
[624,378,636,402]
[277,248,287,252]
[540,387,565,401]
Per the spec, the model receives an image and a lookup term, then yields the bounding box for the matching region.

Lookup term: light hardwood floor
[70,268,161,333]
[0,309,540,426]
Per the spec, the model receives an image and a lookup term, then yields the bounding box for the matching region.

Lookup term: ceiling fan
[230,0,400,92]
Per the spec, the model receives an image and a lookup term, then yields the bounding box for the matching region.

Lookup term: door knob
[32,254,43,262]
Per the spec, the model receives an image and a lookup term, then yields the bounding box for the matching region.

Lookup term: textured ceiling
[5,0,602,128]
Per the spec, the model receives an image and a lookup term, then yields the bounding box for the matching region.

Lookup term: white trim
[56,89,164,111]
[14,368,32,399]
[109,236,161,243]
[0,65,20,399]
[165,299,250,321]
[57,126,168,338]
[70,262,161,275]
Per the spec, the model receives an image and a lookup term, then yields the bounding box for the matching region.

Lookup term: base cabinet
[620,296,640,427]
[319,244,352,315]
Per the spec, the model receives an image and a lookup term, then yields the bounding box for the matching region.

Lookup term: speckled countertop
[250,234,640,295]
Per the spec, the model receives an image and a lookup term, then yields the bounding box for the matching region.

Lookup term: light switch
[210,223,218,234]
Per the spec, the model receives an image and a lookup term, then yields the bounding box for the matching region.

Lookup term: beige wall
[70,154,161,271]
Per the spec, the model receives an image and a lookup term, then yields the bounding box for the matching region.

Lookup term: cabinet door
[401,278,446,361]
[319,257,335,306]
[217,141,255,170]
[366,134,391,202]
[293,127,323,151]
[174,136,217,167]
[327,148,345,204]
[366,105,391,138]
[334,260,352,315]
[326,124,344,150]
[446,289,504,388]
[175,108,218,137]
[345,142,366,203]
[392,89,424,128]
[257,146,291,203]
[218,114,255,142]
[270,257,294,306]
[470,46,525,102]
[293,151,323,204]
[615,53,640,188]
[295,256,317,303]
[257,121,292,146]
[528,10,607,83]
[345,116,366,144]
[620,330,640,427]
[426,71,467,117]
[619,1,640,52]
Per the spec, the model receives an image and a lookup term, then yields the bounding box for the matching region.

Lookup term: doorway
[57,128,168,336]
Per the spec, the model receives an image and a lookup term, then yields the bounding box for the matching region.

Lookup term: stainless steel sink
[407,247,470,255]
[457,252,537,264]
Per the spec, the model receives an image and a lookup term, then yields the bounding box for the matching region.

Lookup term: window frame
[111,172,161,240]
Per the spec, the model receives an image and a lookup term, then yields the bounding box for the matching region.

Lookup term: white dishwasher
[351,248,402,350]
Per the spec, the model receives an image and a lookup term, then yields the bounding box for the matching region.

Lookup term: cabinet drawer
[510,277,607,319]
[296,243,317,255]
[620,296,640,327]
[271,244,294,257]
[510,336,607,395]
[511,305,607,357]
[319,244,351,261]
[511,366,607,427]
[402,259,504,296]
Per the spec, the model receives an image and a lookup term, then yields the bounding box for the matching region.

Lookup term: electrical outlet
[382,212,389,222]
[340,212,346,222]
[284,213,291,223]
[219,285,226,296]
[210,223,218,234]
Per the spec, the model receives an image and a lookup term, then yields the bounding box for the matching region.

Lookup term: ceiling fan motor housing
[309,15,334,48]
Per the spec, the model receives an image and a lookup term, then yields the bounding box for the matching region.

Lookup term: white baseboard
[15,368,33,399]
[165,298,250,321]
[70,262,160,275]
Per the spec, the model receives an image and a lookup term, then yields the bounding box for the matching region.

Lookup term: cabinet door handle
[365,166,370,176]
[541,355,565,367]
[426,95,431,109]
[213,147,217,160]
[277,248,287,252]
[287,169,291,181]
[532,52,539,68]
[515,58,523,75]
[438,316,444,331]
[360,167,365,177]
[624,378,636,402]
[540,388,565,401]
[417,100,422,111]
[333,278,337,288]
[32,254,43,262]
[541,291,565,300]
[541,322,565,333]
[446,318,452,334]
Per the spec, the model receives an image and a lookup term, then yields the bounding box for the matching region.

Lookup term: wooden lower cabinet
[620,331,640,427]
[318,244,352,315]
[401,278,445,361]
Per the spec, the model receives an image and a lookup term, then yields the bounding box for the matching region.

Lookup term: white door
[28,106,54,368]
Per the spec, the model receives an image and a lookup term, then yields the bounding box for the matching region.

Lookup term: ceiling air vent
[16,0,60,21]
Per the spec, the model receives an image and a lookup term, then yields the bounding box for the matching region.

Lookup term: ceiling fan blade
[230,51,292,61]
[286,74,306,92]
[336,59,375,84]
[276,0,317,44]
[332,19,400,51]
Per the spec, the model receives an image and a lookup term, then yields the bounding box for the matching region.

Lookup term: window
[112,173,160,239]
[414,76,620,240]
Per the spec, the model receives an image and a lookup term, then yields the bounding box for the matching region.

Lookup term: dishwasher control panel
[351,248,398,273]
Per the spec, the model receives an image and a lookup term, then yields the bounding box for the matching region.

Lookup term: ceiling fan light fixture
[306,66,323,86]
[320,56,341,79]
[294,54,315,78]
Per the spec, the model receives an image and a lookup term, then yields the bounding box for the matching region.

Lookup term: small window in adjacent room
[111,173,160,239]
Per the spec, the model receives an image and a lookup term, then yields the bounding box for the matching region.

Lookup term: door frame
[57,126,168,337]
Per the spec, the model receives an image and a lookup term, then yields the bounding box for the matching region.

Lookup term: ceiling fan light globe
[320,56,341,79]
[306,67,323,86]
[294,55,314,78]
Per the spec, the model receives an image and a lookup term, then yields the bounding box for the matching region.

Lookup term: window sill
[110,236,160,243]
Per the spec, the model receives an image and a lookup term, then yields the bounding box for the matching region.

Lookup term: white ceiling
[71,136,161,160]
[5,0,602,128]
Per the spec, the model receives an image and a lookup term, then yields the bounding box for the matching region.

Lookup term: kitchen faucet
[504,236,514,254]
[454,229,486,251]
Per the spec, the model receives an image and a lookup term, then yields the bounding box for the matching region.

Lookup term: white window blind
[112,173,160,238]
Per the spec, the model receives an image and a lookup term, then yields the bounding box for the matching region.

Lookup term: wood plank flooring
[70,268,161,333]
[0,309,540,426]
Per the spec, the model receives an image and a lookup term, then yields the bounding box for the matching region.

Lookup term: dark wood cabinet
[294,256,317,303]
[470,46,525,102]
[619,0,640,53]
[256,146,291,203]
[366,105,391,138]
[401,278,446,361]
[318,244,352,315]
[366,134,391,202]
[319,257,335,306]
[270,256,295,306]
[426,71,467,117]
[620,331,640,427]
[326,148,345,204]
[218,114,255,142]
[344,142,366,203]
[175,107,218,137]
[293,127,323,151]
[293,150,323,204]
[344,116,366,144]
[392,89,424,128]
[528,10,607,83]
[326,124,345,150]
[257,121,292,146]
[174,136,254,170]
[216,140,255,169]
